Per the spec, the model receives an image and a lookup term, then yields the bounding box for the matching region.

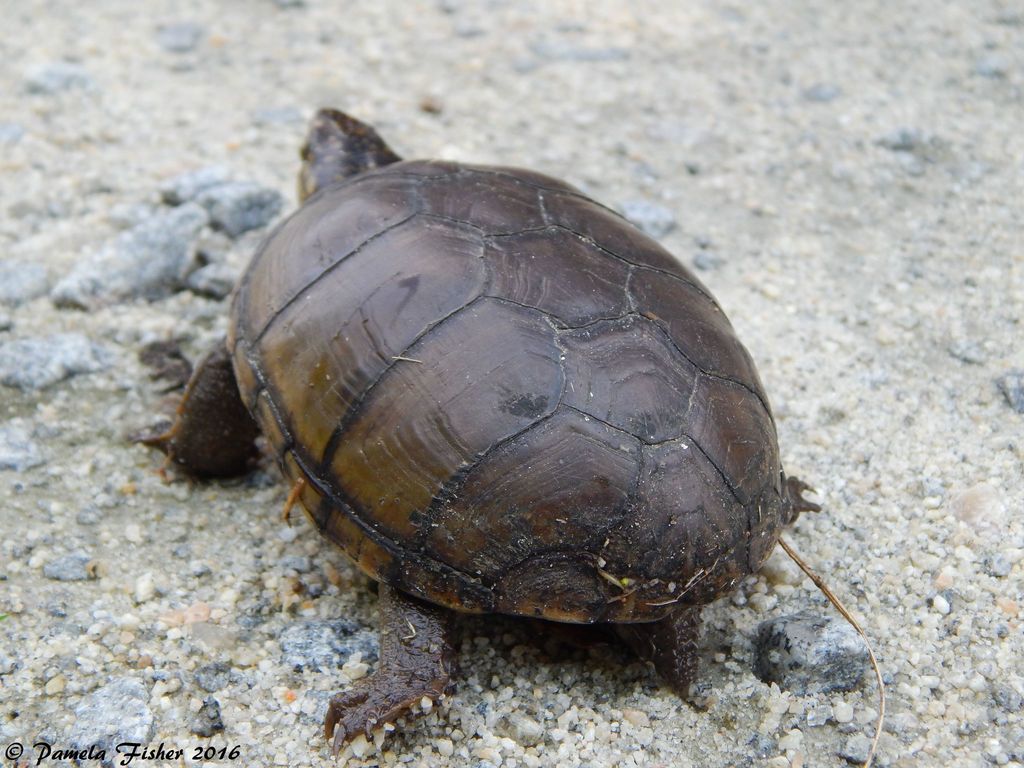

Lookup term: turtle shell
[228,161,787,624]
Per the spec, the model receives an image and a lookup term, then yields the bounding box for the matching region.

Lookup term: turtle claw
[783,474,822,522]
[322,586,455,753]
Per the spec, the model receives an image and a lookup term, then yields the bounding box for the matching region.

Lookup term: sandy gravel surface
[1,2,1022,767]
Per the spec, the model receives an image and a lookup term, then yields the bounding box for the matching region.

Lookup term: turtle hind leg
[298,109,402,202]
[325,585,455,752]
[139,340,260,478]
[614,604,702,696]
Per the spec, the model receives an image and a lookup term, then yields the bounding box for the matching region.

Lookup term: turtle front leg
[140,340,260,477]
[325,585,455,752]
[614,604,702,695]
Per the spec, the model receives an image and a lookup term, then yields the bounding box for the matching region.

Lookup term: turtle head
[298,109,402,202]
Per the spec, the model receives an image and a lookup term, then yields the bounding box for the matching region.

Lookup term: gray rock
[0,422,45,471]
[51,203,208,309]
[156,22,204,53]
[24,61,94,94]
[43,551,94,581]
[974,53,1009,79]
[76,506,102,525]
[993,683,1023,713]
[753,611,869,695]
[197,182,284,237]
[0,313,11,332]
[984,552,1012,578]
[0,260,50,306]
[0,123,25,144]
[0,333,112,390]
[948,339,986,365]
[839,733,872,764]
[618,199,677,239]
[693,251,723,271]
[185,262,238,299]
[876,127,928,153]
[280,619,379,671]
[69,678,155,761]
[803,83,842,102]
[159,166,232,205]
[190,696,224,736]
[195,661,231,693]
[498,713,545,745]
[278,555,313,573]
[996,370,1024,413]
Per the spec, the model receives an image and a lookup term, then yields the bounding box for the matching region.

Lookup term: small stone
[950,483,1005,529]
[77,507,102,525]
[156,21,204,53]
[159,166,231,205]
[753,611,869,695]
[0,123,25,144]
[621,708,650,728]
[974,53,1009,79]
[197,182,283,238]
[501,713,544,745]
[618,199,677,239]
[280,619,379,671]
[0,261,50,306]
[195,662,231,692]
[51,203,208,309]
[43,551,94,581]
[24,61,94,94]
[876,127,927,153]
[803,83,841,102]
[69,678,155,756]
[993,684,1023,713]
[984,553,1012,578]
[0,333,112,389]
[44,674,66,695]
[839,733,872,764]
[278,555,313,573]
[134,573,156,603]
[996,370,1024,413]
[931,593,951,615]
[693,251,723,271]
[190,696,225,736]
[0,422,45,471]
[947,340,985,365]
[185,262,238,299]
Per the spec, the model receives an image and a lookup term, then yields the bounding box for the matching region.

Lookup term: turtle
[146,108,819,750]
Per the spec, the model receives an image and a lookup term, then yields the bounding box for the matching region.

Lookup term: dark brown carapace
[150,108,819,751]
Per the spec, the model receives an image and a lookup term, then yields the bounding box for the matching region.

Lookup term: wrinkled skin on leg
[326,585,456,752]
[614,604,703,696]
[140,340,260,477]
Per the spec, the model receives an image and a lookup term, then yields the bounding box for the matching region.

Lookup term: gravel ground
[2,2,1022,767]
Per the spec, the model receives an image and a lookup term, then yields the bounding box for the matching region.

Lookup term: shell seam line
[242,341,492,591]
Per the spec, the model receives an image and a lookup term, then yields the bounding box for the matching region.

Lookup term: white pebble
[832,702,854,723]
[133,573,155,603]
[933,594,951,614]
